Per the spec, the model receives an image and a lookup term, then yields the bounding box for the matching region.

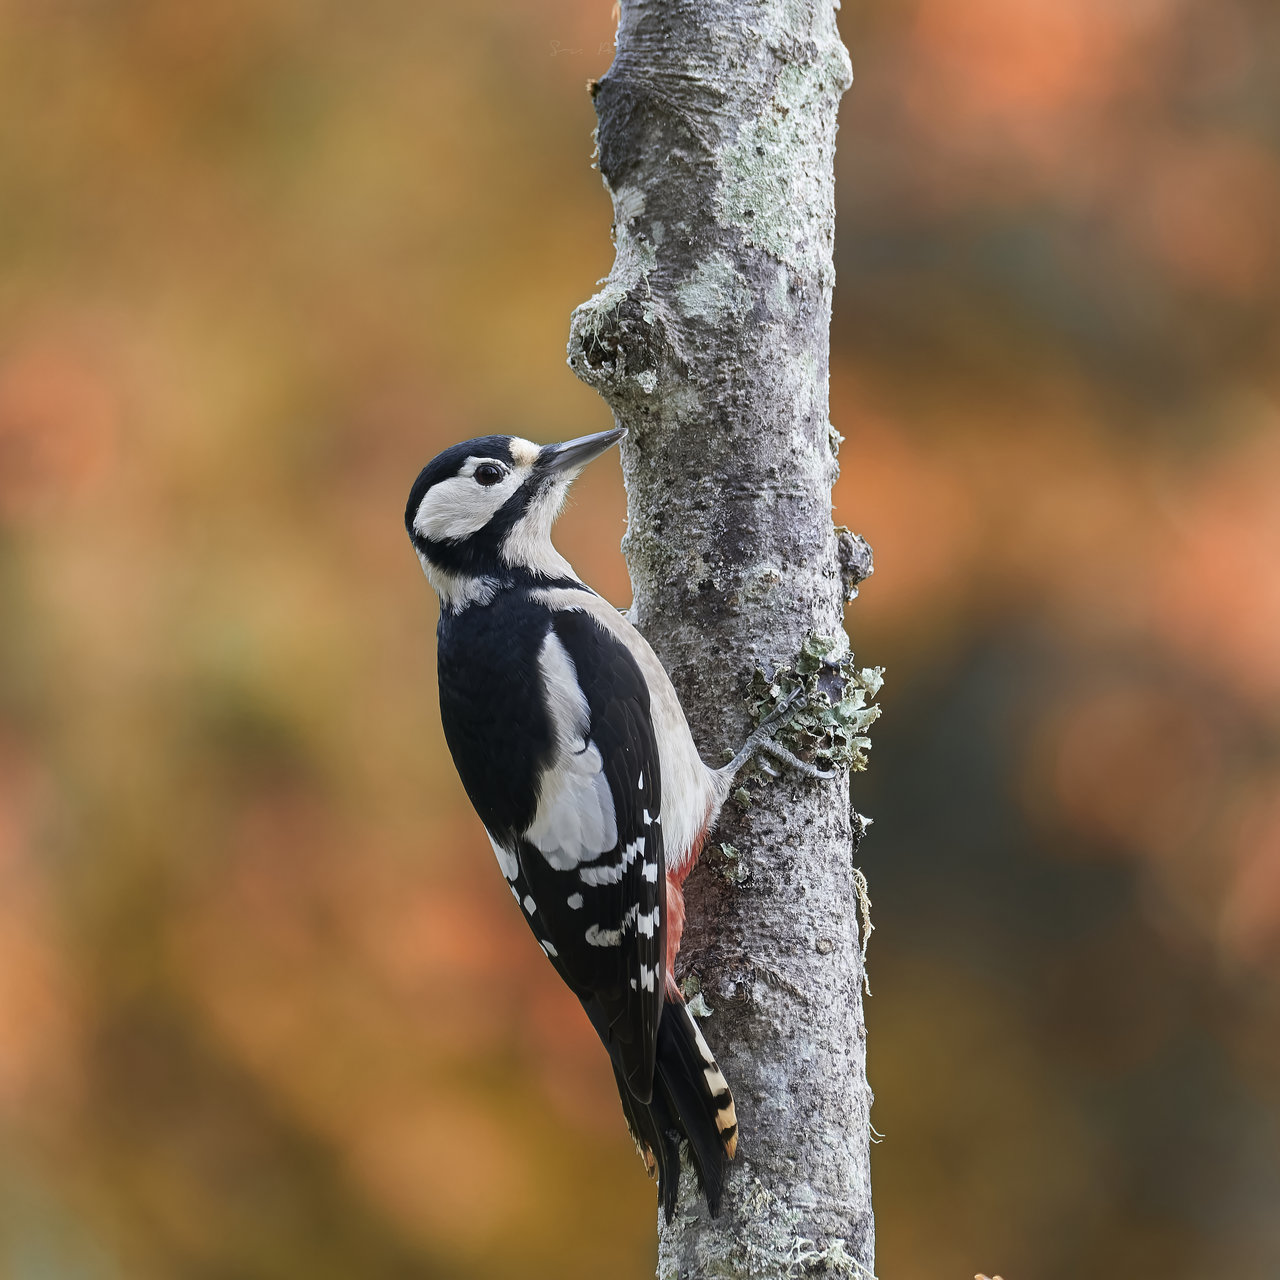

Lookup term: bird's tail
[612,999,738,1220]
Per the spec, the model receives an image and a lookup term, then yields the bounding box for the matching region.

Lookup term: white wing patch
[524,629,618,870]
[529,587,718,879]
[485,831,519,882]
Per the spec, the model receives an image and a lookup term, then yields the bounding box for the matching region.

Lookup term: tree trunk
[567,3,874,1277]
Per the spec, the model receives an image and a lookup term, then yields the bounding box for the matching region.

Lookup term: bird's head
[405,428,625,609]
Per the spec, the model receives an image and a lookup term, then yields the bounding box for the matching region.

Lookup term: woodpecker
[405,428,817,1218]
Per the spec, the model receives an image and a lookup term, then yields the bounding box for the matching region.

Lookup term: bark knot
[836,527,874,602]
[568,284,674,402]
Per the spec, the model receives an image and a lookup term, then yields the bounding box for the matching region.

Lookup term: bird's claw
[720,685,835,783]
[754,684,807,733]
[753,737,837,781]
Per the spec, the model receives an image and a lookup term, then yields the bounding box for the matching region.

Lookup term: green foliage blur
[2,1,1278,1277]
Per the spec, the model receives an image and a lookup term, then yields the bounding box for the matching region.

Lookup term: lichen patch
[749,634,884,774]
[676,252,753,325]
[720,48,850,280]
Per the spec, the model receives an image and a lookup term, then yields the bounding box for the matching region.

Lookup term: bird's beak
[539,427,626,475]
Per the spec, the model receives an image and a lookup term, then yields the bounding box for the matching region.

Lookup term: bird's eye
[474,462,505,487]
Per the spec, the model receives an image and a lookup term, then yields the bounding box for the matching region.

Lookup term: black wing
[511,606,666,1102]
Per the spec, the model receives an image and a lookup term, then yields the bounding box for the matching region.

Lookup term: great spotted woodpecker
[405,428,818,1218]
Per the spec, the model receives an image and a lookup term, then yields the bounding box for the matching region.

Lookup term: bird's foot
[721,687,836,782]
[753,736,837,781]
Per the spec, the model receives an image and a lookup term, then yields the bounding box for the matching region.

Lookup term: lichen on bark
[567,2,875,1276]
[747,634,884,776]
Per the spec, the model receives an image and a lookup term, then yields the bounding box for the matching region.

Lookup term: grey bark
[566,3,874,1277]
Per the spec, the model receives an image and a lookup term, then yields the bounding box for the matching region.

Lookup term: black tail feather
[611,1001,737,1221]
[612,1058,682,1220]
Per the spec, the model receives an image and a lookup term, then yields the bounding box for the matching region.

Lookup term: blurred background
[1,0,1278,1276]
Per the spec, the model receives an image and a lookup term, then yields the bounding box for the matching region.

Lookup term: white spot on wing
[643,861,658,883]
[637,906,660,938]
[640,964,656,992]
[579,837,644,886]
[586,923,623,947]
[523,895,536,915]
[567,893,583,910]
[540,940,558,958]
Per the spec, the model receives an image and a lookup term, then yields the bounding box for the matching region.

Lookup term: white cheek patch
[525,630,618,870]
[413,465,525,543]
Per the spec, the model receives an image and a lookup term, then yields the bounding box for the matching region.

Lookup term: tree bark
[567,3,874,1277]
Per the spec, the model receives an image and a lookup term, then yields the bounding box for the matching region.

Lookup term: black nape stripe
[408,489,531,578]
